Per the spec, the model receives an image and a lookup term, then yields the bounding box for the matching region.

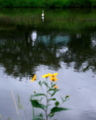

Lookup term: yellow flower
[50,73,58,77]
[34,91,36,93]
[42,74,49,78]
[50,76,58,82]
[53,85,58,89]
[30,74,36,82]
[42,73,58,78]
[47,73,52,76]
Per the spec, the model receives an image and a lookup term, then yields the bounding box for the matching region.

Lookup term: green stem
[31,96,35,119]
[32,106,35,119]
[45,78,49,120]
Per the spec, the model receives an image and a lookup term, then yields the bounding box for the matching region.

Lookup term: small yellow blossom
[50,73,58,77]
[53,85,58,89]
[42,73,58,78]
[42,74,49,78]
[47,73,52,76]
[34,91,36,93]
[50,76,58,82]
[30,74,36,82]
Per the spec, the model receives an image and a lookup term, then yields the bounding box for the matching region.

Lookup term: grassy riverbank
[0,9,96,33]
[0,0,96,8]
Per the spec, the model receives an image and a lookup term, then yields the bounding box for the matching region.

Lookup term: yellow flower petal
[30,74,36,82]
[50,73,58,77]
[50,76,58,82]
[53,73,58,76]
[42,74,49,78]
[47,73,52,76]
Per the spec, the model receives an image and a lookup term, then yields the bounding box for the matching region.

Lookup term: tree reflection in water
[0,28,96,79]
[60,32,96,73]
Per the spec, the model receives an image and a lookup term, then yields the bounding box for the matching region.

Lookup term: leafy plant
[0,0,95,8]
[30,73,70,120]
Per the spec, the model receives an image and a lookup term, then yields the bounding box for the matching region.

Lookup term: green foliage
[70,0,91,7]
[90,0,96,7]
[51,89,60,97]
[50,107,69,113]
[30,99,47,110]
[31,93,46,97]
[55,101,59,106]
[0,0,16,7]
[30,74,70,120]
[49,98,56,101]
[32,118,43,120]
[0,0,95,8]
[32,113,44,120]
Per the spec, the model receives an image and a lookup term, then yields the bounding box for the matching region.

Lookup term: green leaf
[65,95,70,99]
[31,93,45,97]
[30,100,46,110]
[55,101,59,106]
[49,98,56,101]
[43,81,49,88]
[52,84,56,87]
[60,97,66,103]
[51,91,57,97]
[52,98,56,101]
[38,81,42,86]
[32,118,43,120]
[51,107,69,113]
[51,89,60,97]
[48,89,55,91]
[38,113,43,118]
[49,113,55,117]
[34,113,43,119]
[61,97,64,102]
[38,81,44,86]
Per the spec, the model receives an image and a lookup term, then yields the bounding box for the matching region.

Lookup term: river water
[0,8,96,120]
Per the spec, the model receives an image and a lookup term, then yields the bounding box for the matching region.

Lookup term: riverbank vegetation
[0,9,96,33]
[0,0,96,8]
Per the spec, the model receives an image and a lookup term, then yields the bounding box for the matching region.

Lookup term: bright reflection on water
[0,9,96,120]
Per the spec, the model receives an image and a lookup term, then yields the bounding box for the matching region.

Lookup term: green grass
[0,0,95,8]
[0,9,96,33]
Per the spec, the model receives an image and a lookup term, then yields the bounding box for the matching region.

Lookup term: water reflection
[30,31,37,46]
[0,29,64,78]
[0,9,96,120]
[0,28,96,79]
[60,33,96,72]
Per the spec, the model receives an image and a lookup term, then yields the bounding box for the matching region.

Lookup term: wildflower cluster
[30,73,70,120]
[42,73,58,82]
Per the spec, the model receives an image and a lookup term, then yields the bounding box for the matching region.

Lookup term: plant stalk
[45,78,49,120]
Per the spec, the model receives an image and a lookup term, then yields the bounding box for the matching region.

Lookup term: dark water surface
[0,8,96,120]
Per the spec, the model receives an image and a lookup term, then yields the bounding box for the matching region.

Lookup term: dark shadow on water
[0,26,96,79]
